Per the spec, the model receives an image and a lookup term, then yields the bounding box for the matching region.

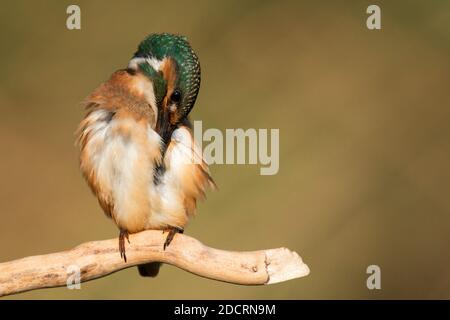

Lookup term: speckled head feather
[133,33,201,117]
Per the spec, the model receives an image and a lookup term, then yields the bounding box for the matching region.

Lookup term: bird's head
[127,33,201,144]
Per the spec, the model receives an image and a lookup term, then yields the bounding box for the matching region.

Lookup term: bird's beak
[156,104,172,145]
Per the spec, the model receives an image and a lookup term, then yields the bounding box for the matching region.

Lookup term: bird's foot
[163,226,184,250]
[119,229,130,262]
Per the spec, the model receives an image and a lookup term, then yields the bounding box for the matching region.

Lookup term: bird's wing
[159,124,216,218]
[76,70,162,232]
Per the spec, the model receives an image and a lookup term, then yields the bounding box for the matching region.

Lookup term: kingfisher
[76,33,215,277]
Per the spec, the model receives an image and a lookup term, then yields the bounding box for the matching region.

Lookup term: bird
[76,33,215,277]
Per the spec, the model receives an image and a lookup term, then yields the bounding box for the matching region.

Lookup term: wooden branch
[0,230,310,297]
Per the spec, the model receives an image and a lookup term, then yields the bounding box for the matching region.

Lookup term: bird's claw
[119,230,130,262]
[163,226,184,250]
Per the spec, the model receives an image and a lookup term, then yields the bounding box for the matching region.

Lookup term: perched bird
[76,33,215,277]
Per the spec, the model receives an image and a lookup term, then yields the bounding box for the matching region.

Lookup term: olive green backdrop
[0,0,449,299]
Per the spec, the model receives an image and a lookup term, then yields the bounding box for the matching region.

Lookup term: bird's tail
[137,262,162,277]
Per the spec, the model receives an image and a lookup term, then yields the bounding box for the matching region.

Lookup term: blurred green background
[0,0,449,299]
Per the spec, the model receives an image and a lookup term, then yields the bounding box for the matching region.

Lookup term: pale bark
[0,230,309,297]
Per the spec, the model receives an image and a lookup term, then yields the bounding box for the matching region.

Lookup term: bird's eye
[170,89,182,104]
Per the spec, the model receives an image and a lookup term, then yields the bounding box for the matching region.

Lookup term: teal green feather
[138,63,167,107]
[134,33,201,116]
